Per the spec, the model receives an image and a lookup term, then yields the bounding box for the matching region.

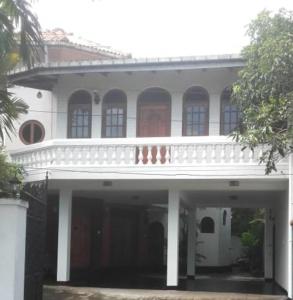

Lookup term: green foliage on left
[0,0,43,142]
[0,149,23,197]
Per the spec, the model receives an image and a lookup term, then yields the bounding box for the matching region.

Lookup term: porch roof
[8,54,244,91]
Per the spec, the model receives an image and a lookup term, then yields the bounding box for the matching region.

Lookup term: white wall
[274,190,289,292]
[5,86,53,151]
[0,199,28,300]
[196,207,232,267]
[51,68,238,140]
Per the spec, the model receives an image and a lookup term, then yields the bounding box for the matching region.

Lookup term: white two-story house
[6,47,293,297]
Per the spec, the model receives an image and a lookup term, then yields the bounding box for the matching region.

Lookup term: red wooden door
[71,215,91,268]
[137,103,170,163]
[138,104,170,137]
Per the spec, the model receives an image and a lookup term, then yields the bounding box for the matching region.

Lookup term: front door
[71,214,91,269]
[137,101,171,164]
[137,103,170,137]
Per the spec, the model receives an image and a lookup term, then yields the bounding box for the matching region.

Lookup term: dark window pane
[34,125,42,142]
[22,124,31,143]
[200,217,215,233]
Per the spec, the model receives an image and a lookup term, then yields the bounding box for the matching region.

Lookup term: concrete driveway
[43,285,287,300]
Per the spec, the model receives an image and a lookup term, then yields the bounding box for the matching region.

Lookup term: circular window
[19,120,45,145]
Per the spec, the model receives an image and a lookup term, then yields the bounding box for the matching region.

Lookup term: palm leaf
[0,88,28,141]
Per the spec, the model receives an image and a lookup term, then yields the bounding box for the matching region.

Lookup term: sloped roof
[42,28,131,59]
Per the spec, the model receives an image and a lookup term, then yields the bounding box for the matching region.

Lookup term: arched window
[220,87,240,135]
[183,87,209,136]
[68,90,92,138]
[200,217,215,233]
[102,89,127,138]
[137,88,171,137]
[223,210,227,226]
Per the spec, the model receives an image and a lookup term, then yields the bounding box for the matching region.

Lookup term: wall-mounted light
[93,90,101,104]
[229,180,240,187]
[36,91,43,99]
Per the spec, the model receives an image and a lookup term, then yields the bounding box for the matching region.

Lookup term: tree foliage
[232,9,293,174]
[0,0,43,141]
[0,149,23,197]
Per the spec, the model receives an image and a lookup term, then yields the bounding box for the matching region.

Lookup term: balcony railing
[10,136,278,169]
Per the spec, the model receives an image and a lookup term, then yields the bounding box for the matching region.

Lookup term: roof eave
[9,54,245,91]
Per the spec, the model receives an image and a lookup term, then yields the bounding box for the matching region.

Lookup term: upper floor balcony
[10,136,289,181]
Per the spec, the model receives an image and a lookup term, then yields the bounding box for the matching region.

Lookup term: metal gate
[21,180,47,300]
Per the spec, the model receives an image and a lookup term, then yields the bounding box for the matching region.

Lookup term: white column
[92,91,102,138]
[167,189,180,287]
[264,208,273,280]
[209,93,220,136]
[171,92,182,136]
[187,207,196,278]
[288,154,293,298]
[57,188,72,282]
[126,92,138,137]
[0,199,28,300]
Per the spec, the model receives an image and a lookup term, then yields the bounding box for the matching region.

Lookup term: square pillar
[57,188,72,282]
[126,92,137,137]
[171,92,182,136]
[0,199,28,300]
[187,207,196,278]
[167,189,180,287]
[264,208,273,280]
[288,154,293,298]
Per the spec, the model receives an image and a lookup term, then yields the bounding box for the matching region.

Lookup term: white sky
[32,0,293,58]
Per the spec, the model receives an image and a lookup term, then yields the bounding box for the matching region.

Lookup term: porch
[42,177,289,297]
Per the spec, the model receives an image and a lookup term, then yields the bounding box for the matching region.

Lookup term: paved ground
[43,285,288,300]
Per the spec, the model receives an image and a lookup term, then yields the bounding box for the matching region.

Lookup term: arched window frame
[182,87,209,136]
[67,90,92,138]
[200,216,215,233]
[220,87,240,135]
[102,89,127,138]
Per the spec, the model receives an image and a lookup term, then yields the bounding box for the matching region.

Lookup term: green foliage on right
[232,9,293,174]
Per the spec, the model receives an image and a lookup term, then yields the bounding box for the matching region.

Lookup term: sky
[32,0,293,58]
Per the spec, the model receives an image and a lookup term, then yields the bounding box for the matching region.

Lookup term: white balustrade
[10,137,284,170]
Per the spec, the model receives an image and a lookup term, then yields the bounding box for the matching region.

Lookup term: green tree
[0,0,43,141]
[232,9,293,174]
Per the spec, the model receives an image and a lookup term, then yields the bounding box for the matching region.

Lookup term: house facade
[6,53,293,297]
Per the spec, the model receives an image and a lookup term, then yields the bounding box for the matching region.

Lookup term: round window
[19,120,45,145]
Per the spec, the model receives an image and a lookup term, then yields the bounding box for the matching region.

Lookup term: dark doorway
[148,222,164,270]
[110,209,138,267]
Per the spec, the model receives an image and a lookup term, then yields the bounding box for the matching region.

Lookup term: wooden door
[71,215,91,268]
[138,104,170,137]
[137,102,170,164]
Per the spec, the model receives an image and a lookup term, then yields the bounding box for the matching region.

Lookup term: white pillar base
[57,188,72,282]
[0,199,28,300]
[167,190,180,287]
